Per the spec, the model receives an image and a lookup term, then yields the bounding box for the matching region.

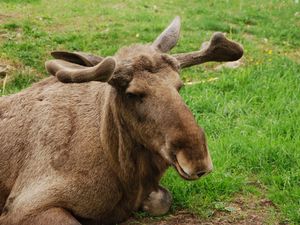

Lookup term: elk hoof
[142,186,172,216]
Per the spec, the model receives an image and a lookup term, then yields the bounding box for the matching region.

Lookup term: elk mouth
[160,147,210,180]
[173,158,199,181]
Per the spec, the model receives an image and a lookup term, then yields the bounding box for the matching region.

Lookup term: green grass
[1,0,300,224]
[171,56,300,222]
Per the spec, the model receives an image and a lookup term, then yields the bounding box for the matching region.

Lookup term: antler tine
[45,57,116,83]
[51,51,103,67]
[174,32,243,69]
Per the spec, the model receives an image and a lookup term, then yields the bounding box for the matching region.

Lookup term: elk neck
[99,86,168,192]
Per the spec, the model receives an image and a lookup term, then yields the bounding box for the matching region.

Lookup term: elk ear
[51,51,103,67]
[152,16,181,53]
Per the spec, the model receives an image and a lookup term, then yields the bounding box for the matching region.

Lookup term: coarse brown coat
[0,17,243,225]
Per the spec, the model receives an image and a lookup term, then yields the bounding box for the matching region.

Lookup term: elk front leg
[0,207,81,225]
[142,186,172,216]
[24,208,81,225]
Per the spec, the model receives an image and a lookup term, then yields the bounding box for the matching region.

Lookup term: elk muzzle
[174,149,213,180]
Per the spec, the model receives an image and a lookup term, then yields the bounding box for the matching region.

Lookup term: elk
[0,17,243,225]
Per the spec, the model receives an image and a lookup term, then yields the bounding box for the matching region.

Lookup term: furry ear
[51,51,103,67]
[152,16,181,53]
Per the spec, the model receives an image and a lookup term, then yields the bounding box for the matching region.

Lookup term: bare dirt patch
[0,13,20,24]
[285,49,300,64]
[0,14,11,23]
[0,14,11,41]
[122,195,280,225]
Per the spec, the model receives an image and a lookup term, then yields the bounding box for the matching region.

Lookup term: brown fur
[0,18,218,225]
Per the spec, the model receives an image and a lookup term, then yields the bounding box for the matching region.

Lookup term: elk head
[45,17,243,180]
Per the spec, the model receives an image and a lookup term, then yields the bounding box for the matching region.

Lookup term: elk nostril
[197,171,206,177]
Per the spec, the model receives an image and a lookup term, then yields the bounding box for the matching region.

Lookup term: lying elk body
[0,17,243,225]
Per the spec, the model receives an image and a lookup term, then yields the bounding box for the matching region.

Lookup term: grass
[1,0,299,224]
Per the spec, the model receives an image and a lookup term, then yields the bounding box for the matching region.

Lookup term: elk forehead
[115,46,181,89]
[126,68,182,98]
[115,45,179,72]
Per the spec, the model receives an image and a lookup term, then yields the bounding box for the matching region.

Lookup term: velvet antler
[45,57,116,83]
[174,32,243,68]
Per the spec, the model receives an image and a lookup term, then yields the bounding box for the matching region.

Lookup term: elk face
[109,47,212,180]
[46,16,243,180]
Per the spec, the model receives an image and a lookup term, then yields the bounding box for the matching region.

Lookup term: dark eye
[126,93,137,99]
[126,92,145,101]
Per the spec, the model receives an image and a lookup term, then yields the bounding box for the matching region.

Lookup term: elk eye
[126,92,145,101]
[126,93,137,99]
